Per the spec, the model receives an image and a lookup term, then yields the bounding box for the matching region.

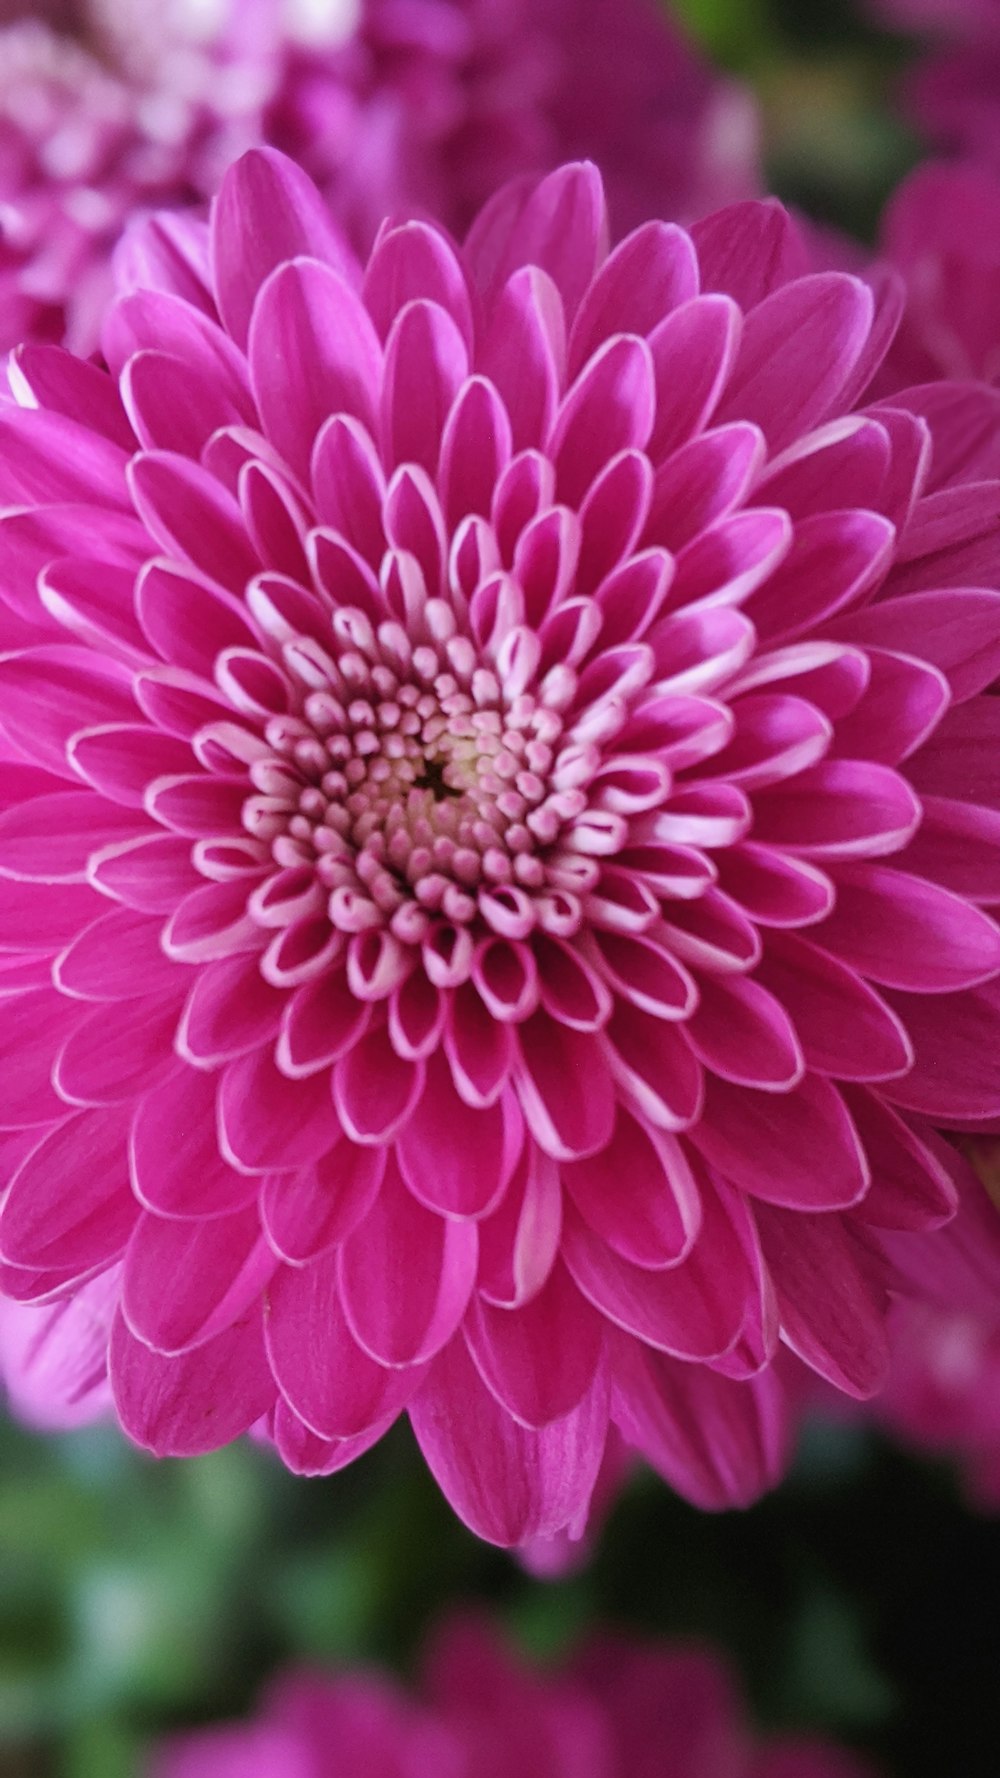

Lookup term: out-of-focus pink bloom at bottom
[150,1612,878,1778]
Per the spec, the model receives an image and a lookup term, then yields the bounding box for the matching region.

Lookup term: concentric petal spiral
[3,149,1000,1544]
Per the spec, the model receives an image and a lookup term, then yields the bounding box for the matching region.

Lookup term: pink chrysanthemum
[0,0,759,355]
[867,0,1000,171]
[4,151,1000,1544]
[151,1611,877,1778]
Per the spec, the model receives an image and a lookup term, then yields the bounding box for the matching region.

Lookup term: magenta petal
[685,973,805,1090]
[467,162,607,323]
[717,273,873,454]
[381,299,468,474]
[54,996,178,1108]
[691,199,808,311]
[477,1145,562,1310]
[178,955,285,1066]
[122,1207,276,1356]
[881,979,1000,1118]
[0,646,134,777]
[408,1333,609,1547]
[479,268,565,453]
[397,1054,519,1219]
[820,862,1000,991]
[515,1014,615,1160]
[0,1109,134,1274]
[250,259,382,479]
[756,930,913,1081]
[692,1076,869,1210]
[611,1331,791,1509]
[338,1158,478,1367]
[130,1067,258,1221]
[333,1022,424,1144]
[901,794,1000,902]
[0,793,139,885]
[561,1183,754,1362]
[756,1204,889,1397]
[218,1051,341,1173]
[465,1261,605,1429]
[564,1108,701,1270]
[211,147,357,349]
[265,1254,426,1440]
[270,1397,389,1476]
[110,1306,274,1456]
[55,908,174,1002]
[568,221,699,374]
[842,1086,958,1233]
[260,1145,385,1265]
[831,589,1000,701]
[128,454,260,595]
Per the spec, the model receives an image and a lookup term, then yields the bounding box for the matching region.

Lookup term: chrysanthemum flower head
[3,150,1000,1544]
[151,1611,878,1778]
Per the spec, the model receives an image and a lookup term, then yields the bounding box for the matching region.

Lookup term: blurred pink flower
[869,0,1000,171]
[151,1612,877,1778]
[0,0,759,354]
[4,150,1000,1543]
[874,162,1000,389]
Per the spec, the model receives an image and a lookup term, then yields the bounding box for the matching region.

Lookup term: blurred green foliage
[3,1408,1000,1778]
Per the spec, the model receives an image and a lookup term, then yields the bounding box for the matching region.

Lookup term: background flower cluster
[1,1,1000,1775]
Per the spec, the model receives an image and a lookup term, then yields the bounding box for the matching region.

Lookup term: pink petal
[830,589,1000,701]
[467,162,607,324]
[55,908,173,1001]
[260,1145,385,1264]
[691,199,808,310]
[338,1158,478,1367]
[515,1014,615,1160]
[756,1204,889,1397]
[54,998,179,1107]
[691,1075,869,1210]
[568,221,699,374]
[465,1261,605,1429]
[0,1108,134,1274]
[842,1086,958,1233]
[128,454,260,595]
[122,1207,275,1355]
[820,862,1000,991]
[408,1332,609,1546]
[881,979,1000,1119]
[0,646,135,777]
[218,1051,341,1173]
[211,147,357,348]
[397,1053,519,1219]
[333,1021,424,1144]
[110,1305,274,1455]
[250,259,382,479]
[751,760,920,858]
[717,273,873,453]
[476,1144,562,1310]
[611,1332,790,1509]
[130,1066,258,1221]
[647,294,742,462]
[686,973,805,1090]
[561,1183,752,1362]
[381,300,468,473]
[479,267,565,453]
[266,1253,426,1440]
[756,930,913,1081]
[564,1107,701,1269]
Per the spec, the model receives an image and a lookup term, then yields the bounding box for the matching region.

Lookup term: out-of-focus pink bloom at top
[874,161,1000,390]
[0,0,760,355]
[151,1613,878,1778]
[4,149,1000,1544]
[868,0,1000,171]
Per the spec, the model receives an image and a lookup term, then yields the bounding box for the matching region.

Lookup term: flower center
[240,605,603,955]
